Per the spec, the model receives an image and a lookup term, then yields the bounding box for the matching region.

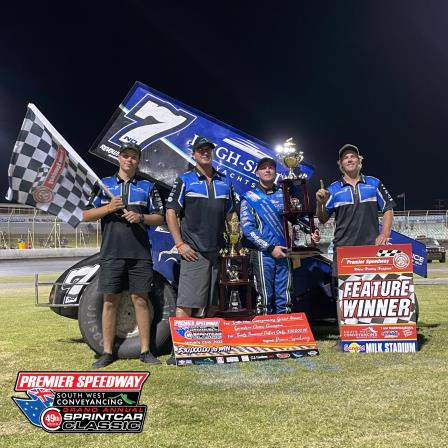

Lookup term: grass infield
[0,275,447,447]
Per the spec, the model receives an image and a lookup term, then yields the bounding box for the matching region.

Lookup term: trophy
[290,197,302,211]
[276,138,320,257]
[226,263,240,282]
[229,290,242,311]
[221,215,242,257]
[217,218,254,318]
[291,222,312,248]
[276,137,305,179]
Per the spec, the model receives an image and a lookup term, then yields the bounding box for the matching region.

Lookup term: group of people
[83,138,395,368]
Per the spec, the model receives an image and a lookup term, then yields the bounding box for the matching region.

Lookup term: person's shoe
[166,355,177,366]
[140,351,162,365]
[92,353,114,369]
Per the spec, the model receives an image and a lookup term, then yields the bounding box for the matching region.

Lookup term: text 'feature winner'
[337,244,418,353]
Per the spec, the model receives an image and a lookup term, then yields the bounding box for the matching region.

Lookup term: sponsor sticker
[343,343,366,353]
[192,358,215,365]
[32,145,67,204]
[225,356,240,363]
[32,186,54,204]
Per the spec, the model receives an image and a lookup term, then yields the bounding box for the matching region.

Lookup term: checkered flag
[6,104,103,227]
[376,249,403,257]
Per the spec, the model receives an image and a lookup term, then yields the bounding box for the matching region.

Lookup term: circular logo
[40,407,62,431]
[346,343,364,353]
[32,186,54,203]
[393,252,410,269]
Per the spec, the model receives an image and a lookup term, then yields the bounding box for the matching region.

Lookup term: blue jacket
[240,185,284,252]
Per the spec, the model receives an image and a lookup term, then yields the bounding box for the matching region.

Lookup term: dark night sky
[1,1,448,209]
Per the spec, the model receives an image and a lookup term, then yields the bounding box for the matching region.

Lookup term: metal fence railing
[317,211,448,243]
[0,204,100,250]
[1,203,447,250]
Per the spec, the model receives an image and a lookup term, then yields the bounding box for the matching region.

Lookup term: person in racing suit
[241,157,319,314]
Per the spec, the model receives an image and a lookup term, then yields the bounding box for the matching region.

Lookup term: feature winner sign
[169,313,318,365]
[337,244,418,353]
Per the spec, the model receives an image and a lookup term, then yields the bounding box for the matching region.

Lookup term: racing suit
[240,185,292,314]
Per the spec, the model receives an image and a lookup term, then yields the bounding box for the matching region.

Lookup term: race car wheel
[78,272,176,358]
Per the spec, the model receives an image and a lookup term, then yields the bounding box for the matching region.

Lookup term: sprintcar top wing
[89,81,315,196]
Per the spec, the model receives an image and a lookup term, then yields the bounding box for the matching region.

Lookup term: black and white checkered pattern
[7,105,98,227]
[376,249,402,257]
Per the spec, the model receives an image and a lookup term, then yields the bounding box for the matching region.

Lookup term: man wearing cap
[316,144,396,259]
[166,136,237,322]
[83,143,165,368]
[241,157,320,315]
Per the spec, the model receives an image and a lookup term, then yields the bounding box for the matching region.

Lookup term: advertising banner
[380,225,427,277]
[337,244,418,353]
[89,81,314,197]
[169,313,318,365]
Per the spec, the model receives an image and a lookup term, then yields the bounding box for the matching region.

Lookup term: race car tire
[78,271,176,358]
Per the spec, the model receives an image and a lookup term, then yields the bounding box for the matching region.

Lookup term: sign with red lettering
[337,244,418,353]
[169,313,318,365]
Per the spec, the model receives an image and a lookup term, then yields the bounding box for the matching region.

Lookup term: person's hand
[178,242,199,261]
[123,210,142,224]
[311,228,321,243]
[316,179,330,205]
[271,246,288,259]
[375,233,390,245]
[107,196,124,213]
[316,189,329,204]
